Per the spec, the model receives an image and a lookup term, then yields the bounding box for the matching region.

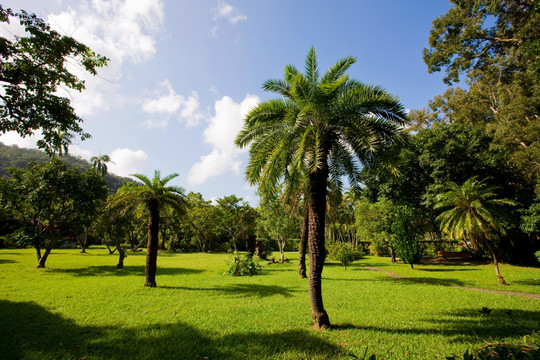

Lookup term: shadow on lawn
[333,308,540,343]
[160,283,299,298]
[0,259,17,264]
[53,265,204,277]
[326,275,468,287]
[513,279,540,287]
[0,300,342,360]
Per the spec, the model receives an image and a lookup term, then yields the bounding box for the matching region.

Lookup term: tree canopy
[0,6,108,155]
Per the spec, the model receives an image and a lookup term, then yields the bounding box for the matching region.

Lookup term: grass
[361,256,540,295]
[0,248,538,360]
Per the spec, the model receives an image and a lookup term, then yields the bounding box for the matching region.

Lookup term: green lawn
[0,249,538,360]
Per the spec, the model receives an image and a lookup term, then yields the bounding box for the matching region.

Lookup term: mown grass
[361,256,540,295]
[0,249,538,360]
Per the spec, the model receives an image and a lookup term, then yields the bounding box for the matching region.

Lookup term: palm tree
[434,176,515,285]
[116,170,186,287]
[91,154,112,176]
[235,48,407,329]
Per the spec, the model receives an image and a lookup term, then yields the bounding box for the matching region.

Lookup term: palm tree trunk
[145,200,160,287]
[298,201,309,278]
[485,240,507,285]
[308,167,331,330]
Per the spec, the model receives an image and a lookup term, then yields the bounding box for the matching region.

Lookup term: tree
[185,193,223,252]
[0,6,108,155]
[423,0,540,85]
[434,176,515,284]
[235,47,407,329]
[216,195,254,251]
[0,159,108,267]
[423,0,540,192]
[91,155,112,176]
[115,171,186,287]
[257,200,300,263]
[391,206,424,269]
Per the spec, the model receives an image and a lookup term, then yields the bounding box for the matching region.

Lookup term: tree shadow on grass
[326,275,468,287]
[0,259,17,264]
[160,283,299,298]
[513,279,540,287]
[418,268,481,272]
[333,308,540,343]
[0,300,342,360]
[53,265,204,277]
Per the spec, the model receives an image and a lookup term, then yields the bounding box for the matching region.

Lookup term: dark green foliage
[391,206,423,268]
[0,6,108,154]
[327,242,363,269]
[0,142,131,193]
[224,252,262,276]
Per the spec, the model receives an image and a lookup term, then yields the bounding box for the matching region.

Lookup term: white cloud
[69,145,93,160]
[210,1,247,37]
[141,80,203,128]
[0,131,41,149]
[47,0,165,116]
[187,94,259,186]
[108,148,148,177]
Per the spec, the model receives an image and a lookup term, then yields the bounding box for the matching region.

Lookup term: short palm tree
[116,170,186,287]
[434,176,515,284]
[235,48,408,329]
[91,154,112,176]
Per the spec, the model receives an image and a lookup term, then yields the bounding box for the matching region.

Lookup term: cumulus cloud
[108,148,148,177]
[0,131,41,149]
[187,94,259,186]
[47,0,165,116]
[210,1,247,37]
[141,80,203,128]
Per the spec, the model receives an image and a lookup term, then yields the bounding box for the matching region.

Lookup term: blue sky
[1,0,451,204]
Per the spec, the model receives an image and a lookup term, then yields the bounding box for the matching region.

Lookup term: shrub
[368,238,389,256]
[391,206,423,268]
[224,252,262,276]
[535,250,540,264]
[328,242,363,270]
[447,343,539,359]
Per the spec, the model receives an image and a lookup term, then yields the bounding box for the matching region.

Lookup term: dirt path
[361,265,540,300]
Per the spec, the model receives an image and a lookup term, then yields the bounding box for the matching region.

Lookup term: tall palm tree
[91,154,112,176]
[434,176,515,285]
[116,170,186,287]
[235,48,407,329]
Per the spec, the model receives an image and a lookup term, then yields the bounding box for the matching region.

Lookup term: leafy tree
[423,0,540,192]
[355,197,396,260]
[216,195,254,251]
[0,6,108,155]
[423,0,540,84]
[257,200,300,263]
[185,193,223,252]
[0,159,107,267]
[434,176,515,284]
[391,206,424,269]
[115,171,186,287]
[235,47,407,329]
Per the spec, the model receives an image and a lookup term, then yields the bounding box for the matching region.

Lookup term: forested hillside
[0,142,131,193]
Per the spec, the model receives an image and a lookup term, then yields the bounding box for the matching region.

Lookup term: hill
[0,142,131,193]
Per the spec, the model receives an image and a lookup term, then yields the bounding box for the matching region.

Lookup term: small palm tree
[434,176,515,284]
[116,170,186,287]
[91,154,112,176]
[235,47,407,329]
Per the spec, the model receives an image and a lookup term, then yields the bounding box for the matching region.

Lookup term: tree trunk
[35,245,42,262]
[245,234,256,256]
[298,200,309,278]
[308,167,331,330]
[485,240,507,285]
[79,228,88,253]
[145,200,160,287]
[279,242,285,262]
[117,246,126,269]
[36,248,51,268]
[390,244,396,263]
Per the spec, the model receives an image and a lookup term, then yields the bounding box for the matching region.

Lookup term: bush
[535,250,540,264]
[224,252,262,276]
[327,242,363,269]
[391,206,423,268]
[368,238,389,256]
